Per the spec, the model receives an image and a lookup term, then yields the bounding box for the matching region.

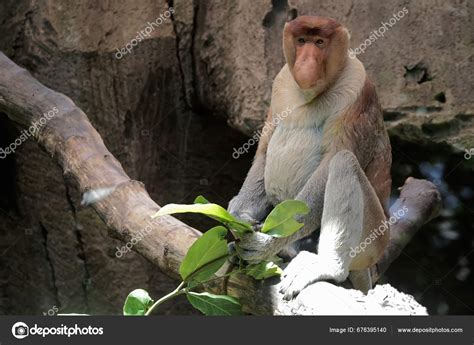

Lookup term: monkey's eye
[315,39,325,46]
[297,37,305,44]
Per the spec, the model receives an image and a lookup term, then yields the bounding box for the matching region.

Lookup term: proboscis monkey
[228,16,392,299]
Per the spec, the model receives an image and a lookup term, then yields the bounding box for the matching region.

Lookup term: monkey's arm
[228,110,274,223]
[228,154,272,223]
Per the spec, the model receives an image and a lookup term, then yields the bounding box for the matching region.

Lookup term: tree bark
[0,52,441,315]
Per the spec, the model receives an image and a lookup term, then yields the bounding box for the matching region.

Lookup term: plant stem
[183,254,230,282]
[145,281,186,316]
[198,269,240,286]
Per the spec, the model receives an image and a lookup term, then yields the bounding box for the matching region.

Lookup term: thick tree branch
[0,52,441,315]
[374,177,441,281]
[0,52,200,280]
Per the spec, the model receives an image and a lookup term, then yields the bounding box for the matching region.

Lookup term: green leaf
[192,197,253,237]
[244,261,283,280]
[261,200,309,238]
[123,289,154,316]
[153,203,234,222]
[179,226,229,282]
[152,201,253,235]
[194,195,210,204]
[186,292,242,315]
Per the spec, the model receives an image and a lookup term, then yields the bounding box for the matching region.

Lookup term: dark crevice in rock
[394,106,443,113]
[288,8,298,21]
[434,92,446,103]
[404,63,432,85]
[263,0,288,27]
[421,115,471,138]
[124,110,134,139]
[384,110,406,122]
[187,2,216,116]
[39,221,60,308]
[456,113,474,123]
[190,1,199,106]
[384,106,444,122]
[11,10,33,59]
[345,1,355,18]
[63,179,91,314]
[421,122,457,138]
[262,0,290,107]
[168,0,200,111]
[168,0,191,109]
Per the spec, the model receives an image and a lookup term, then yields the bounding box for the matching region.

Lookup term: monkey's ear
[282,23,296,68]
[342,27,351,41]
[332,26,351,54]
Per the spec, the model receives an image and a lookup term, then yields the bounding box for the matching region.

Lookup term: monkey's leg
[280,150,386,299]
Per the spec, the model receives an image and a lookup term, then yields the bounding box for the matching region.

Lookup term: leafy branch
[123,196,308,316]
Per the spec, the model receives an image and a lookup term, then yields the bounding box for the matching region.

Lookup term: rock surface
[287,283,428,315]
[186,0,474,149]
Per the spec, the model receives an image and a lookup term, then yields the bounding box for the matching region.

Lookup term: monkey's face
[283,16,349,95]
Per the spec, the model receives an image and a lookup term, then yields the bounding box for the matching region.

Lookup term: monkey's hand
[279,251,323,300]
[228,203,260,226]
[228,194,270,226]
[236,232,283,263]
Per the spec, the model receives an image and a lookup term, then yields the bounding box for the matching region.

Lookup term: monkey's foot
[279,251,322,300]
[279,251,349,300]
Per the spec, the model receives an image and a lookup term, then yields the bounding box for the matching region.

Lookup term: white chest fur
[264,57,366,204]
[265,124,324,204]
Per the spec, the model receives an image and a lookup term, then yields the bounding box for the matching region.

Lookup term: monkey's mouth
[295,76,326,102]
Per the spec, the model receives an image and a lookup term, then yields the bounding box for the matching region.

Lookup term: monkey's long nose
[294,58,319,89]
